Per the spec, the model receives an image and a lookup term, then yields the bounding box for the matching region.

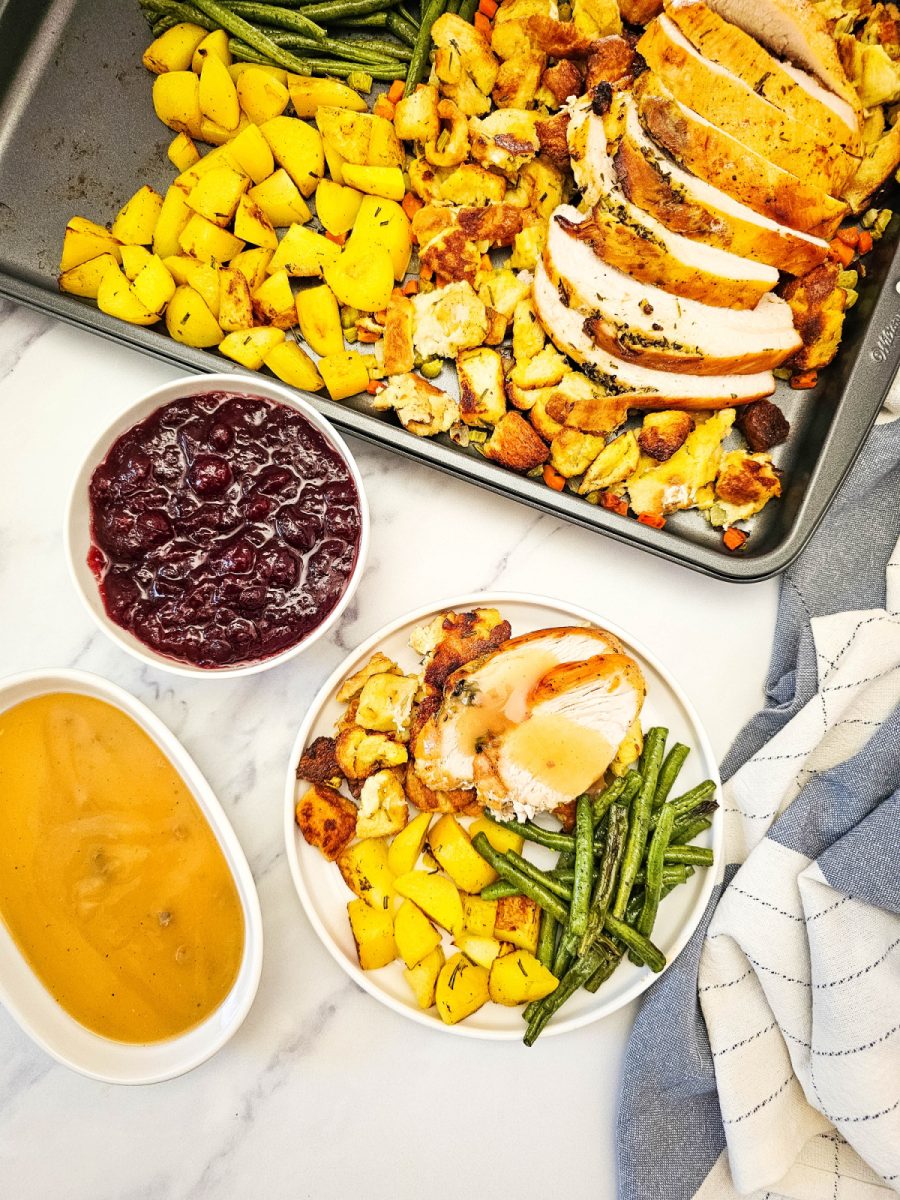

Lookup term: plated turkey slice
[412,626,625,792]
[474,654,646,820]
[532,261,777,407]
[544,207,801,375]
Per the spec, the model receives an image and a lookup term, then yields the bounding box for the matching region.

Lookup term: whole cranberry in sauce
[88,391,361,668]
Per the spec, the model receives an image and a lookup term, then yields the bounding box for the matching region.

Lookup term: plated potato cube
[387,810,432,876]
[435,952,490,1024]
[454,933,503,969]
[394,899,442,969]
[462,893,498,937]
[488,949,558,1004]
[394,870,464,935]
[428,815,497,893]
[404,945,445,1009]
[348,898,396,970]
[295,782,358,861]
[337,838,395,911]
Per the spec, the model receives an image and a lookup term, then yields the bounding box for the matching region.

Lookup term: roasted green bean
[612,726,666,918]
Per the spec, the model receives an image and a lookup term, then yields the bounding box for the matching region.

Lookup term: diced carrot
[366,379,386,394]
[542,464,566,491]
[401,278,419,296]
[828,237,855,267]
[374,309,389,322]
[419,262,434,281]
[858,229,873,255]
[372,96,395,121]
[473,11,492,33]
[479,0,498,16]
[325,230,346,246]
[723,528,747,551]
[599,492,627,516]
[387,79,405,104]
[357,329,381,343]
[637,512,666,529]
[401,191,423,221]
[836,226,860,247]
[790,369,818,389]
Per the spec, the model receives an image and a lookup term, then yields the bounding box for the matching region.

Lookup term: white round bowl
[66,372,370,678]
[0,668,263,1084]
[284,592,723,1041]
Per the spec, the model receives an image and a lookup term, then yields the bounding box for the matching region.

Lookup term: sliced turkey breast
[545,208,801,375]
[638,16,854,193]
[702,0,861,115]
[473,654,645,819]
[532,262,777,406]
[566,103,778,309]
[635,72,849,238]
[614,95,829,275]
[412,625,625,792]
[665,0,860,153]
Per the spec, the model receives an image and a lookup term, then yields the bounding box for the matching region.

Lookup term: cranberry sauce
[88,391,361,668]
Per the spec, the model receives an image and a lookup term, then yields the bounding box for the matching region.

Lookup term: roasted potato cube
[638,412,695,462]
[578,431,640,495]
[263,341,324,392]
[199,52,240,130]
[337,837,395,910]
[457,346,507,428]
[462,893,499,937]
[387,810,432,876]
[152,70,202,138]
[336,727,408,779]
[236,67,289,125]
[219,326,284,370]
[287,76,367,118]
[428,815,498,893]
[252,269,297,329]
[226,122,274,183]
[112,185,164,246]
[550,428,607,478]
[468,816,524,857]
[483,411,549,471]
[59,217,122,273]
[165,283,223,344]
[178,212,244,263]
[494,894,541,953]
[248,169,312,227]
[58,252,119,300]
[346,195,412,282]
[315,107,403,168]
[394,870,464,934]
[318,350,370,401]
[435,952,490,1024]
[357,672,419,737]
[296,283,344,357]
[217,266,254,331]
[356,769,409,840]
[97,262,161,326]
[454,933,503,969]
[337,651,402,703]
[295,783,357,860]
[315,180,363,236]
[347,897,396,969]
[489,948,558,1004]
[260,116,325,195]
[233,195,277,250]
[143,22,207,74]
[404,945,445,1008]
[269,223,340,278]
[394,84,441,142]
[395,899,442,969]
[185,163,248,229]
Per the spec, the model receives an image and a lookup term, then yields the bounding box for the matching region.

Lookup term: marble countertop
[0,299,777,1200]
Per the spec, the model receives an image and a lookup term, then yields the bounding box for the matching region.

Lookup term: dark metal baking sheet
[2,0,898,582]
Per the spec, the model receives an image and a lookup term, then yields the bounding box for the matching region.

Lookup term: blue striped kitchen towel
[617,408,900,1200]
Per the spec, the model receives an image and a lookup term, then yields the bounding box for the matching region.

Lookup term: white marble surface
[0,300,778,1200]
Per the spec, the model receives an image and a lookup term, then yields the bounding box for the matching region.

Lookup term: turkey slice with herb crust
[474,654,646,820]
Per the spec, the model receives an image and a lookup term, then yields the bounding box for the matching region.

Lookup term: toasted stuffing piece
[708,450,782,526]
[394,84,440,142]
[550,427,608,477]
[512,297,546,361]
[526,15,596,56]
[530,390,566,440]
[356,769,410,839]
[409,281,488,359]
[406,765,481,814]
[479,268,532,319]
[542,59,586,106]
[439,163,508,205]
[420,226,483,284]
[295,783,357,860]
[469,109,541,175]
[457,346,507,427]
[558,392,629,436]
[841,122,900,211]
[418,607,512,693]
[535,112,572,170]
[484,306,508,343]
[373,373,461,437]
[357,672,420,738]
[782,260,848,371]
[509,344,569,390]
[425,99,471,167]
[336,727,408,780]
[337,651,402,703]
[509,220,546,268]
[584,34,636,90]
[408,158,451,202]
[617,0,663,25]
[609,716,643,776]
[383,292,415,376]
[492,0,557,60]
[483,411,549,470]
[627,410,736,519]
[578,430,640,495]
[737,400,790,453]
[637,412,695,462]
[572,0,622,37]
[432,13,500,116]
[494,51,547,109]
[458,204,528,246]
[517,159,567,219]
[296,735,342,788]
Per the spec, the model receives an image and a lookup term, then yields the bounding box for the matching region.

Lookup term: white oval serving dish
[0,668,263,1083]
[284,592,723,1041]
[65,372,370,678]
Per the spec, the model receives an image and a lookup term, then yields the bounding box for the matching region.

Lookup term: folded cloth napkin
[617,408,900,1200]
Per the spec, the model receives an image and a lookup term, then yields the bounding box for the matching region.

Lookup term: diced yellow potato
[233,195,277,249]
[404,945,445,1009]
[322,135,347,185]
[231,246,273,291]
[248,169,311,227]
[119,244,152,280]
[172,143,231,190]
[59,217,122,272]
[394,899,442,969]
[58,252,119,299]
[340,163,405,201]
[153,183,194,258]
[346,195,411,281]
[168,132,200,172]
[454,933,503,970]
[131,255,177,313]
[219,326,285,369]
[179,259,220,315]
[394,871,464,935]
[96,263,160,325]
[337,838,395,911]
[253,269,297,328]
[165,284,224,346]
[269,224,340,278]
[468,815,524,857]
[315,180,363,236]
[264,339,325,390]
[347,898,396,970]
[228,62,288,86]
[324,242,393,312]
[187,165,249,227]
[152,70,202,138]
[237,68,290,125]
[462,894,498,938]
[494,894,540,953]
[288,76,368,117]
[225,122,274,183]
[178,213,244,263]
[218,267,254,330]
[191,28,231,74]
[199,52,240,130]
[488,949,558,1005]
[387,811,432,877]
[318,350,370,400]
[259,116,324,196]
[161,255,194,284]
[142,23,207,74]
[111,186,163,246]
[295,283,343,356]
[200,113,249,145]
[356,673,418,736]
[429,815,497,893]
[315,107,403,167]
[435,953,490,1024]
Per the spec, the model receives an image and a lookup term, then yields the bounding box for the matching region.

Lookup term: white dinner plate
[283,592,723,1040]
